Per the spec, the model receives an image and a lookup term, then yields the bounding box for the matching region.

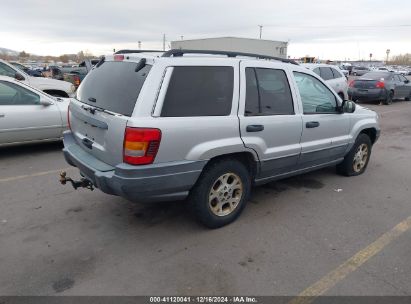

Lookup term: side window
[293,72,338,114]
[319,67,334,81]
[161,66,233,117]
[331,68,343,79]
[313,68,321,76]
[245,68,294,116]
[0,63,17,78]
[0,81,40,105]
[400,75,408,82]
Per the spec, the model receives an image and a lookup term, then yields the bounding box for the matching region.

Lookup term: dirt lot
[1,99,411,297]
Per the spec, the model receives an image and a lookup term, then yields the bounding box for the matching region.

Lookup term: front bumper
[62,131,206,202]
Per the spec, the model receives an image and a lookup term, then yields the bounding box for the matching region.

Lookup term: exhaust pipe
[59,171,94,191]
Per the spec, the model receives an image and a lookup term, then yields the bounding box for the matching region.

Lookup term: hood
[29,76,74,93]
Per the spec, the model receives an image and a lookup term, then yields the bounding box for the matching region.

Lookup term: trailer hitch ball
[59,171,94,191]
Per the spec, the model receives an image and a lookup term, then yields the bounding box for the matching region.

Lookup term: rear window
[319,67,334,81]
[161,66,234,117]
[76,61,151,116]
[361,72,391,79]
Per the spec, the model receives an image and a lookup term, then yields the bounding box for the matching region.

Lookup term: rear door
[394,75,410,98]
[238,61,303,179]
[291,71,350,167]
[0,80,62,144]
[69,59,152,166]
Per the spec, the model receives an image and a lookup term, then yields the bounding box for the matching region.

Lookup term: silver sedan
[0,76,69,146]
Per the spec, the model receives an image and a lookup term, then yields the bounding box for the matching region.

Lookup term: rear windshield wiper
[135,58,146,72]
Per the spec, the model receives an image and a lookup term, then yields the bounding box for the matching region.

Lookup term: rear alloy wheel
[383,90,394,105]
[337,134,372,176]
[189,159,251,228]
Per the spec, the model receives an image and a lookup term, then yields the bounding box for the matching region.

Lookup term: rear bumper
[62,131,206,202]
[348,89,387,101]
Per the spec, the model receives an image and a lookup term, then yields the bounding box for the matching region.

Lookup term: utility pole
[162,34,166,51]
[258,25,263,39]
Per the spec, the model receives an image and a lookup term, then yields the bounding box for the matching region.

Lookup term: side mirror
[405,79,410,84]
[341,100,356,113]
[15,72,25,81]
[39,98,54,106]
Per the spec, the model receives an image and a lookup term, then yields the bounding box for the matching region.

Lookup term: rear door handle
[0,114,5,118]
[306,121,320,128]
[246,125,264,132]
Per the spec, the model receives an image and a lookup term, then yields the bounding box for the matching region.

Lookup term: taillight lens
[123,128,161,165]
[74,75,81,87]
[67,103,71,130]
[349,80,355,87]
[376,81,385,88]
[114,54,124,61]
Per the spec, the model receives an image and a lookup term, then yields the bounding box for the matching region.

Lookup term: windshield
[75,60,151,116]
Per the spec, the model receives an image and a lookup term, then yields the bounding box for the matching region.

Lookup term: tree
[388,53,411,65]
[18,51,30,61]
[59,54,69,63]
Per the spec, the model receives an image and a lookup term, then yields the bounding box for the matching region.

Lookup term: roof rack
[162,49,298,65]
[114,50,164,55]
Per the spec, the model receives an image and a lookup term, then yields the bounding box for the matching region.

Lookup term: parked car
[60,50,380,228]
[42,66,64,80]
[302,63,348,99]
[348,72,411,104]
[0,76,69,146]
[10,62,44,77]
[351,66,370,76]
[62,59,99,88]
[0,60,75,97]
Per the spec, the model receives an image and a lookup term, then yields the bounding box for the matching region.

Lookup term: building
[170,37,288,59]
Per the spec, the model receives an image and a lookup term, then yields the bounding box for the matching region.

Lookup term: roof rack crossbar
[162,49,298,65]
[114,49,164,54]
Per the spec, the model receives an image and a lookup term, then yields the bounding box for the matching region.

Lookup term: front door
[0,80,62,144]
[238,61,303,180]
[292,71,351,168]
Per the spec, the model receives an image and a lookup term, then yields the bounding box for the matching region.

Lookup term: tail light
[123,128,161,165]
[376,81,385,88]
[349,80,355,87]
[73,75,81,87]
[67,103,71,130]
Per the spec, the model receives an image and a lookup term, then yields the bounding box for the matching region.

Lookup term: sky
[1,0,410,60]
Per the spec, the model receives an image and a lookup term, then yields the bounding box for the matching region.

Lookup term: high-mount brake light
[114,54,125,61]
[123,128,161,165]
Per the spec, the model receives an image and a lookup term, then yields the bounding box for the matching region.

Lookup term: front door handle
[306,121,320,128]
[0,113,5,118]
[246,125,264,132]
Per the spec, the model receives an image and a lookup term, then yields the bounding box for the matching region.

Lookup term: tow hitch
[59,171,94,191]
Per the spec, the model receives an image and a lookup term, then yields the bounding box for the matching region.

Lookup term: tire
[188,158,251,229]
[337,134,372,176]
[383,90,394,105]
[405,93,411,101]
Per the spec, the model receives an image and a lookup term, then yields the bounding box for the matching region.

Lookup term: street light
[386,49,390,64]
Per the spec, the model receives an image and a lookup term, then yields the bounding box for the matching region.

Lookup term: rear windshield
[361,72,390,79]
[76,61,151,116]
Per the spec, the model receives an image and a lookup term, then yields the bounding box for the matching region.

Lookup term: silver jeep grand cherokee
[61,49,380,228]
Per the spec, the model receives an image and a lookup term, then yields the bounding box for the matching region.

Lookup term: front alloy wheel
[352,143,369,173]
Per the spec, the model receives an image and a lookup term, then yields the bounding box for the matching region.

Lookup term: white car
[0,59,75,97]
[0,76,69,146]
[302,63,348,99]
